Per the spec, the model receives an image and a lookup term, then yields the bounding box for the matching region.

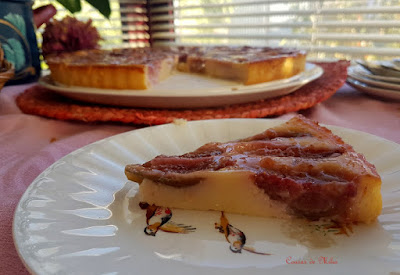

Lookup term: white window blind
[33,0,150,49]
[148,0,400,60]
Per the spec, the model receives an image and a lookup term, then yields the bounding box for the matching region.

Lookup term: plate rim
[38,63,322,99]
[13,118,400,275]
[347,78,400,101]
[36,63,323,108]
[349,65,400,84]
[348,67,400,90]
[356,60,400,78]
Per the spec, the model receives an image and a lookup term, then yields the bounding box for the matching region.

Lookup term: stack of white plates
[347,60,400,101]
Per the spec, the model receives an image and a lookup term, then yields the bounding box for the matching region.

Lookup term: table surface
[1,82,399,274]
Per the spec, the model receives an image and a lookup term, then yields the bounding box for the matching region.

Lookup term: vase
[0,0,42,85]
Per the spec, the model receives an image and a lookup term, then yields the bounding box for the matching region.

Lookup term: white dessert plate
[348,67,400,90]
[347,78,400,101]
[348,65,400,84]
[13,119,400,275]
[38,63,323,109]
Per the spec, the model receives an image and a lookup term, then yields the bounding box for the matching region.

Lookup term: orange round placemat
[16,61,349,125]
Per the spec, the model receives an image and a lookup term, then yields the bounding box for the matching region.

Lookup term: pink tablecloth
[1,83,399,274]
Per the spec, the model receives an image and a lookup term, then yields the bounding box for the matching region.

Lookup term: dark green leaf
[57,0,82,14]
[4,13,26,37]
[85,0,111,19]
[3,38,25,71]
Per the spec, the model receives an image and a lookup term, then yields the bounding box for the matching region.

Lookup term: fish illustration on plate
[139,202,196,236]
[215,211,271,255]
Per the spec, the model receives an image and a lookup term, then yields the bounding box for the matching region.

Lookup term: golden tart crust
[47,46,307,90]
[46,48,179,90]
[170,46,307,85]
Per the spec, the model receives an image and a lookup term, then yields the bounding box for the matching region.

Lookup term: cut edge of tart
[169,45,307,85]
[46,46,307,90]
[126,115,382,224]
[46,48,179,90]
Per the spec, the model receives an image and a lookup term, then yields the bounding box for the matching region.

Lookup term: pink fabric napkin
[1,84,134,274]
[0,83,399,274]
